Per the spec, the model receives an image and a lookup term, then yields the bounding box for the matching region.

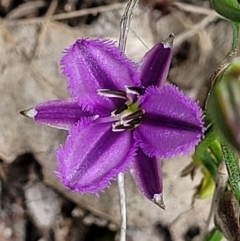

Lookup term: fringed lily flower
[21,35,204,207]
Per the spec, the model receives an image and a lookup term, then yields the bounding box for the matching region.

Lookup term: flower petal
[61,38,140,98]
[23,98,93,130]
[134,86,204,158]
[78,93,124,117]
[139,36,173,87]
[131,148,165,208]
[56,121,135,193]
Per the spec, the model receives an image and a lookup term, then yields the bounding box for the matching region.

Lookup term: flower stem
[119,0,139,53]
[117,173,127,241]
[117,1,139,241]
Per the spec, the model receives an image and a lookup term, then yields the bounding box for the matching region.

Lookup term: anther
[126,86,145,96]
[126,118,142,125]
[98,89,127,99]
[112,123,135,132]
[122,109,144,121]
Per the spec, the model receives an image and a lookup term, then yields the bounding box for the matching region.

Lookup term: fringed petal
[131,148,165,209]
[22,98,93,130]
[139,36,173,87]
[61,38,140,100]
[78,93,125,117]
[134,85,204,158]
[56,121,136,194]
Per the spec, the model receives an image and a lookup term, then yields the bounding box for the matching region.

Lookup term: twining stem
[209,22,240,85]
[119,0,139,53]
[117,1,139,241]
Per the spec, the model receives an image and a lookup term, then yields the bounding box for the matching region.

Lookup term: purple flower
[21,36,204,207]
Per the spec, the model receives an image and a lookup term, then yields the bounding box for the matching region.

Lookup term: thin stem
[117,173,127,241]
[209,21,240,84]
[119,0,139,53]
[117,1,139,241]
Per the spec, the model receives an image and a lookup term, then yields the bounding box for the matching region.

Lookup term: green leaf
[195,165,215,199]
[194,125,220,179]
[190,125,221,199]
[210,0,240,22]
[222,142,240,201]
[205,228,223,241]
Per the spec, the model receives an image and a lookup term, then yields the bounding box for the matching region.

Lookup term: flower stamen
[122,109,144,122]
[112,109,144,132]
[97,89,127,99]
[126,86,145,96]
[97,87,146,132]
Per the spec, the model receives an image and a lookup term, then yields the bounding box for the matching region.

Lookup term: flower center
[98,87,145,132]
